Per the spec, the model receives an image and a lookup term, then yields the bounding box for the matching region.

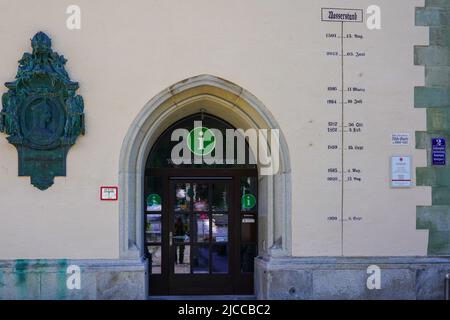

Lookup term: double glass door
[168,179,232,294]
[145,171,258,296]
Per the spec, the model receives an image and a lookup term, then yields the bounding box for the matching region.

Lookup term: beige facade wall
[0,0,430,259]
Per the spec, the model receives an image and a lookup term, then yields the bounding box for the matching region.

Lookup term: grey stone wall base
[3,256,448,300]
[255,256,450,300]
[0,259,147,300]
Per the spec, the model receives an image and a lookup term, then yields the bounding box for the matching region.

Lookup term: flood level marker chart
[322,8,366,255]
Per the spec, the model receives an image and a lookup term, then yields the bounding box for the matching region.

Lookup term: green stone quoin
[0,32,85,190]
[415,2,450,255]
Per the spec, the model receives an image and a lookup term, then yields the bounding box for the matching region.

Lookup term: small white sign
[100,186,118,201]
[321,8,364,23]
[392,133,410,146]
[391,156,412,188]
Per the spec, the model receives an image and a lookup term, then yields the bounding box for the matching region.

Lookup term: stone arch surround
[118,74,292,260]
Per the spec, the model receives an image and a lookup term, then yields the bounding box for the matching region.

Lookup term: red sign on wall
[100,186,118,201]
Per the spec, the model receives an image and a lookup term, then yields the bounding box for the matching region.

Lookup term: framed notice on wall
[391,156,412,188]
[100,186,118,201]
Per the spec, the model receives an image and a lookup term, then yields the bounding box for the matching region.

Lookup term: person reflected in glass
[174,217,186,264]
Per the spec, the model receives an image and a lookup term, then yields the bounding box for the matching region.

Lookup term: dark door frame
[145,168,258,296]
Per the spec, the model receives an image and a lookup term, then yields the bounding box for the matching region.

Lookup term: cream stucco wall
[0,0,430,259]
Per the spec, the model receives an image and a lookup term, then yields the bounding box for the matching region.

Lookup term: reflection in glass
[175,183,192,211]
[241,244,257,273]
[146,193,162,212]
[146,176,163,212]
[212,244,228,274]
[174,245,190,274]
[212,214,228,242]
[212,183,228,211]
[145,214,162,243]
[174,214,190,243]
[147,246,162,274]
[193,183,209,211]
[241,177,257,211]
[192,245,209,274]
[194,214,209,243]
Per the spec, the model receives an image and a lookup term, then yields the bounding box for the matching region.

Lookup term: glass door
[145,170,258,296]
[168,179,233,295]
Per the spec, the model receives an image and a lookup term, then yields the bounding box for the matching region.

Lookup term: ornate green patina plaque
[0,32,85,190]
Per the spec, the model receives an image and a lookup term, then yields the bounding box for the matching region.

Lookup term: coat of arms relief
[0,32,85,190]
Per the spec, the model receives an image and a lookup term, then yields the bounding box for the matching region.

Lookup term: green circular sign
[241,194,256,210]
[147,194,161,207]
[188,127,216,156]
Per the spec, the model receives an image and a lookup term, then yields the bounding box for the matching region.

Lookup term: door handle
[169,231,173,247]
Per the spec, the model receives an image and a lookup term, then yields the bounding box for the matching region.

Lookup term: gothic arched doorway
[119,75,292,298]
[145,113,258,295]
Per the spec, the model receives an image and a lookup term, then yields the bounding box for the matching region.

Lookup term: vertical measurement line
[340,21,345,257]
